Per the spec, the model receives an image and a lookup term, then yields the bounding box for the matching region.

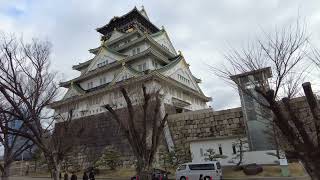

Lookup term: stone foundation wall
[167,107,246,158]
[55,104,176,168]
[55,96,318,168]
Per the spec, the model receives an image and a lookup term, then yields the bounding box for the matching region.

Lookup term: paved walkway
[8,178,51,180]
[8,177,129,180]
[8,176,311,180]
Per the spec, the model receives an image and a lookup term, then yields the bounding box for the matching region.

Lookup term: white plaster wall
[79,68,119,90]
[162,85,208,111]
[190,139,278,166]
[150,58,164,70]
[55,80,161,121]
[122,42,149,56]
[110,34,140,48]
[129,57,152,71]
[190,138,241,165]
[56,78,208,122]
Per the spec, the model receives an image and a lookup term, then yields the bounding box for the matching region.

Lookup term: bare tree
[0,111,33,180]
[0,34,79,180]
[212,21,320,179]
[103,85,168,180]
[228,138,248,168]
[47,111,83,179]
[203,148,228,161]
[310,47,320,69]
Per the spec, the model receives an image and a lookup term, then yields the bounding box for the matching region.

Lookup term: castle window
[232,144,237,154]
[200,148,204,157]
[138,62,147,71]
[177,91,182,99]
[142,63,146,70]
[122,74,128,80]
[100,77,106,85]
[132,47,141,55]
[97,60,108,68]
[87,82,93,89]
[152,60,158,69]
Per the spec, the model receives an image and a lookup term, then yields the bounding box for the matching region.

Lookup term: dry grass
[223,162,306,178]
[96,168,136,178]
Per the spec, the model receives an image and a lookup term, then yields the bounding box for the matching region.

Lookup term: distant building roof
[230,67,272,81]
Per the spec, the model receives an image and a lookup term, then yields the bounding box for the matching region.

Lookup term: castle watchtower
[231,67,275,151]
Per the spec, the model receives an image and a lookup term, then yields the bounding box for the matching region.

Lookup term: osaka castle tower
[50,6,211,122]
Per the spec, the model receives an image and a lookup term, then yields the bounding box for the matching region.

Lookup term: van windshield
[189,164,215,170]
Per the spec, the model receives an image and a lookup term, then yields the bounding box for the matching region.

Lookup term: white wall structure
[190,137,243,165]
[190,137,278,166]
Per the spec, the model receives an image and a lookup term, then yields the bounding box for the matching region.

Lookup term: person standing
[64,172,69,180]
[89,171,95,180]
[71,172,77,180]
[82,172,89,180]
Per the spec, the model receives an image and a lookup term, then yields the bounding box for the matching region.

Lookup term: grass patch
[223,163,306,178]
[96,168,136,178]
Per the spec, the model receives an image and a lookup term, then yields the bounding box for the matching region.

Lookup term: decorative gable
[139,7,149,20]
[86,47,127,72]
[111,64,142,85]
[159,56,202,92]
[63,83,85,99]
[151,29,177,55]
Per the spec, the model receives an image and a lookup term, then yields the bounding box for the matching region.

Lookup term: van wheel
[180,176,186,180]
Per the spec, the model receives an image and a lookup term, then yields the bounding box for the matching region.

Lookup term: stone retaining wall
[167,107,246,153]
[55,96,317,167]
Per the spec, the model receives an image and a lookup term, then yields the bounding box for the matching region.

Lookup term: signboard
[279,159,288,166]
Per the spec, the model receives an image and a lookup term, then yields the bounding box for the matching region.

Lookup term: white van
[175,161,222,180]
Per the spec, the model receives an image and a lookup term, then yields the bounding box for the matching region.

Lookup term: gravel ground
[8,177,51,180]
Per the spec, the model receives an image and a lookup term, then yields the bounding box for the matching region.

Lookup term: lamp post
[20,151,24,176]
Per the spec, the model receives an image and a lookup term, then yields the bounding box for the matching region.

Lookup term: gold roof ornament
[127,28,134,33]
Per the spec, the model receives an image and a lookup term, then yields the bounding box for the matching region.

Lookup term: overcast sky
[0,0,319,110]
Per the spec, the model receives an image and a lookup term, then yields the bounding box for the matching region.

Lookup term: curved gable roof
[96,7,160,35]
[150,28,177,55]
[156,55,204,93]
[86,46,127,73]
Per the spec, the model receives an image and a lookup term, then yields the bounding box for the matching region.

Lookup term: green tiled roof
[156,55,183,73]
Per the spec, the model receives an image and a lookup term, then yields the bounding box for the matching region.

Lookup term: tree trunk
[135,158,152,180]
[52,162,61,180]
[300,155,320,180]
[34,160,37,173]
[1,163,11,180]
